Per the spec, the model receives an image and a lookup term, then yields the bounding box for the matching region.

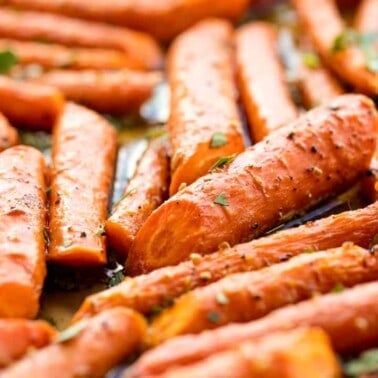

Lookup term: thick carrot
[236,22,298,142]
[106,138,169,259]
[0,75,64,130]
[126,94,378,274]
[0,112,18,151]
[48,103,117,266]
[0,319,56,368]
[0,7,163,70]
[2,0,250,42]
[1,308,146,378]
[167,19,245,195]
[292,0,378,95]
[33,69,162,115]
[0,145,47,318]
[73,201,378,322]
[127,281,378,376]
[355,0,378,32]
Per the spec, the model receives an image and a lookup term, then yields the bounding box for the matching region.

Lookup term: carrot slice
[48,103,117,266]
[0,7,163,70]
[167,19,245,195]
[126,94,378,274]
[1,308,146,378]
[0,145,47,318]
[106,138,169,258]
[0,112,18,151]
[355,0,378,32]
[236,22,298,142]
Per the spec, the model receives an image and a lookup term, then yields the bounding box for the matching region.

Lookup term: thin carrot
[0,111,18,151]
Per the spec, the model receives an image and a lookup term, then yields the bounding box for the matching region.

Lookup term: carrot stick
[235,22,298,142]
[1,308,146,378]
[126,94,378,275]
[33,69,162,115]
[0,145,47,318]
[355,0,378,32]
[128,281,378,376]
[0,7,163,70]
[48,102,117,266]
[0,319,56,368]
[106,138,169,259]
[73,201,378,322]
[0,112,18,151]
[0,75,64,130]
[167,19,245,195]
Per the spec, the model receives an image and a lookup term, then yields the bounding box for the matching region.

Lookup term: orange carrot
[48,103,117,266]
[236,22,298,142]
[355,0,378,32]
[0,112,18,151]
[126,94,377,274]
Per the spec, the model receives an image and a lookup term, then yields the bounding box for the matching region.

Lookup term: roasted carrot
[167,19,245,195]
[0,112,18,151]
[1,308,146,378]
[0,145,47,318]
[126,94,378,274]
[48,103,117,266]
[236,22,298,142]
[0,7,163,70]
[32,69,162,115]
[150,328,341,378]
[355,0,378,32]
[0,75,64,130]
[292,0,378,95]
[2,0,250,42]
[106,138,169,259]
[73,201,378,322]
[128,281,378,376]
[0,319,56,368]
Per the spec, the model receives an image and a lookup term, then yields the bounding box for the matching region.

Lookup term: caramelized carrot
[0,145,47,318]
[106,138,169,258]
[33,69,162,115]
[0,112,18,151]
[0,319,56,367]
[48,103,117,266]
[0,75,64,130]
[1,308,146,378]
[126,94,377,274]
[0,7,163,70]
[167,19,245,195]
[73,201,378,321]
[355,0,378,32]
[236,22,298,142]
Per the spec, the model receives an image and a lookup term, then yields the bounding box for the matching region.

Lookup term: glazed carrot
[292,0,378,95]
[167,19,245,195]
[0,146,47,319]
[126,94,377,274]
[0,112,18,151]
[33,69,162,115]
[0,75,64,130]
[128,281,378,376]
[0,7,163,70]
[48,103,117,266]
[73,201,378,322]
[151,328,341,378]
[1,308,146,378]
[355,0,378,32]
[0,319,56,367]
[236,22,298,142]
[106,138,169,258]
[2,0,249,42]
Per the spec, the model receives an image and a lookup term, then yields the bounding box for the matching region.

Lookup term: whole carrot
[0,111,18,151]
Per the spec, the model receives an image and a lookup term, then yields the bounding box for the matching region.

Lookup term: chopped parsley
[214,194,229,207]
[210,155,235,171]
[63,240,73,248]
[331,283,345,293]
[344,349,378,377]
[56,319,88,343]
[0,50,18,74]
[301,52,320,69]
[210,132,228,148]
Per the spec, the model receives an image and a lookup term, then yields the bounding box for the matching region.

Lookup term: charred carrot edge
[0,145,47,318]
[0,319,56,368]
[147,244,378,346]
[292,0,378,95]
[48,102,117,266]
[106,138,169,259]
[236,22,298,142]
[72,201,378,322]
[128,280,378,376]
[33,69,162,115]
[2,0,250,42]
[1,308,146,378]
[0,75,64,130]
[167,19,245,195]
[126,94,378,275]
[0,112,18,151]
[152,328,341,378]
[355,0,378,32]
[0,7,163,70]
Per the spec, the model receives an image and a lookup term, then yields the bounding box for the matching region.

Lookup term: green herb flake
[210,132,228,148]
[301,52,320,69]
[207,311,220,324]
[214,194,229,207]
[63,240,73,248]
[0,49,18,74]
[344,348,378,377]
[95,223,106,236]
[56,319,88,343]
[332,283,345,293]
[210,155,235,171]
[331,29,358,52]
[151,305,163,316]
[215,292,229,305]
